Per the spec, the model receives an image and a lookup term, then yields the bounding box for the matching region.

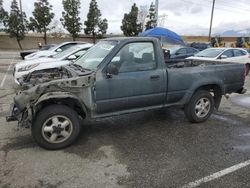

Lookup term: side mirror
[67,55,77,60]
[220,55,228,59]
[106,64,118,78]
[163,49,170,59]
[56,48,62,52]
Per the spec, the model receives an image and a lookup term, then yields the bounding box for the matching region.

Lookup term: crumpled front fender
[34,92,88,116]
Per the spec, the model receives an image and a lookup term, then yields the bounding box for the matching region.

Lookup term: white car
[24,41,88,60]
[14,44,93,84]
[187,48,250,64]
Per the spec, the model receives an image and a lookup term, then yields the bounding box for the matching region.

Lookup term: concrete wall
[0,33,240,51]
[182,36,238,43]
[0,33,94,51]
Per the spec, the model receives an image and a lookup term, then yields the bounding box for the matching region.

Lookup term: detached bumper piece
[6,103,20,122]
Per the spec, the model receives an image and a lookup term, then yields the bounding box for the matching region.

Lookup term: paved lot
[0,53,250,188]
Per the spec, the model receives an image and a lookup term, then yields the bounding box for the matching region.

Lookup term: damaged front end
[19,66,72,88]
[6,65,96,128]
[6,103,32,128]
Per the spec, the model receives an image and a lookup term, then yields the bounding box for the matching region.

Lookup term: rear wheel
[32,105,81,150]
[184,90,214,123]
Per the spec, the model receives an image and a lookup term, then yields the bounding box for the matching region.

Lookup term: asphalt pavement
[0,53,250,188]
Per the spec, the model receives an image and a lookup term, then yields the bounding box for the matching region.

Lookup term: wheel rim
[41,115,73,144]
[195,97,211,118]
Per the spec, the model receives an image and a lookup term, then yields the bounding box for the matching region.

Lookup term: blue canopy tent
[139,27,185,46]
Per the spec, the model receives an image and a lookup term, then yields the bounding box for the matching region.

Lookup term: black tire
[245,63,250,76]
[184,90,215,123]
[32,104,81,150]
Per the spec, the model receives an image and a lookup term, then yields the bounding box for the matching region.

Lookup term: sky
[2,0,250,36]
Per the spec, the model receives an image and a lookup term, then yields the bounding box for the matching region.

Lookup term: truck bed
[164,59,245,105]
[165,59,235,69]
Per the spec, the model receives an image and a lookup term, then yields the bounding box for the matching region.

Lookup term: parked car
[165,47,199,59]
[245,48,250,54]
[24,41,88,60]
[14,44,93,84]
[20,44,56,60]
[7,37,246,149]
[187,48,250,75]
[189,42,211,51]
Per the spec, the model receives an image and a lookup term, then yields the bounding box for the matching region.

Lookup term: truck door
[95,42,166,114]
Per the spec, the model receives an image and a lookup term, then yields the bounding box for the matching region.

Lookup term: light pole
[155,0,159,27]
[208,0,215,42]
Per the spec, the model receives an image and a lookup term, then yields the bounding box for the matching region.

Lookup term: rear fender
[185,82,224,109]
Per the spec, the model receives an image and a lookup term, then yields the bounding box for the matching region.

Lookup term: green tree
[0,0,8,28]
[145,2,157,30]
[29,0,55,44]
[121,3,142,36]
[61,0,81,41]
[98,18,108,37]
[4,0,28,49]
[84,0,108,43]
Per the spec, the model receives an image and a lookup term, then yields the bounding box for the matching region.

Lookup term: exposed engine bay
[20,67,72,87]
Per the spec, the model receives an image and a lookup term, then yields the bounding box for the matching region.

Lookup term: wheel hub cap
[195,97,211,118]
[42,115,73,144]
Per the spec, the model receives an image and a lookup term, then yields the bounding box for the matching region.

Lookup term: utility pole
[155,0,159,27]
[208,0,215,42]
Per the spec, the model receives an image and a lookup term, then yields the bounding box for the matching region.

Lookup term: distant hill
[215,29,250,37]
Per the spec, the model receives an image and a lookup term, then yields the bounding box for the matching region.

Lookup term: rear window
[187,48,197,53]
[195,48,224,58]
[234,49,246,57]
[240,50,247,55]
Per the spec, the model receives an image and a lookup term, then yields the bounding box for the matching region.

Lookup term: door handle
[150,75,160,80]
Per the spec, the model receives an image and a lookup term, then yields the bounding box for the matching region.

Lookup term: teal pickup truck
[7,37,246,149]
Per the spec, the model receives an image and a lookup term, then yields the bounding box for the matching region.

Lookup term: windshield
[195,48,224,58]
[74,41,117,70]
[52,45,80,59]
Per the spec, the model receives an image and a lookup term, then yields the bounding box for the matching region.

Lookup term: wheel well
[34,98,86,119]
[194,84,222,109]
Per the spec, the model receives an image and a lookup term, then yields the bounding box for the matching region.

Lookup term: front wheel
[32,105,81,150]
[184,90,215,123]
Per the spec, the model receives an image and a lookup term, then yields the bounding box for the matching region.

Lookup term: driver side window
[109,42,156,73]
